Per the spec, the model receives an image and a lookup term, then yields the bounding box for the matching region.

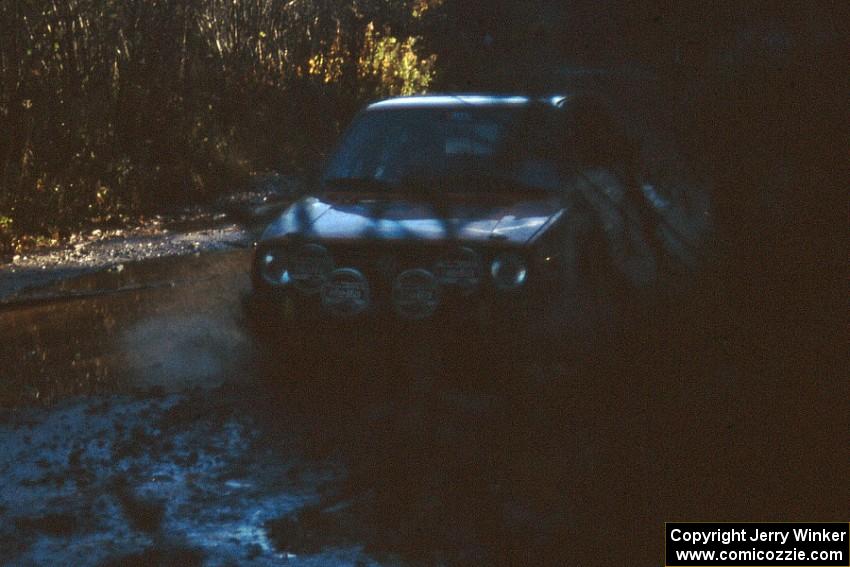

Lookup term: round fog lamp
[490,253,527,291]
[392,269,440,320]
[321,268,371,317]
[433,247,483,294]
[289,243,334,293]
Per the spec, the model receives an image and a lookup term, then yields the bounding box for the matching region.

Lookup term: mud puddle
[1,250,254,406]
[0,241,844,565]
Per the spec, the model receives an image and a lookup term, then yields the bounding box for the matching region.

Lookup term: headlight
[289,243,334,293]
[259,248,289,286]
[490,253,528,291]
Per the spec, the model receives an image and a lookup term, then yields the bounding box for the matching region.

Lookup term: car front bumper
[247,283,542,337]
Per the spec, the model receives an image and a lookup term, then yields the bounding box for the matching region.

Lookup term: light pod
[433,246,483,295]
[392,269,440,320]
[289,243,334,293]
[321,268,371,317]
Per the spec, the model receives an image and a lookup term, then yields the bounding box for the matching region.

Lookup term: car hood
[261,192,565,246]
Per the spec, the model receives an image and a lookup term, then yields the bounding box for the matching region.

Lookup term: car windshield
[322,105,568,192]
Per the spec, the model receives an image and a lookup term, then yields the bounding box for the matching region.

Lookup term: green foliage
[360,25,436,96]
[0,0,437,245]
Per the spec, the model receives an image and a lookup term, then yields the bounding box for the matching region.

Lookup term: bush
[0,0,438,245]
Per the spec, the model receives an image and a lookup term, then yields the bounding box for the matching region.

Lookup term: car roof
[366,94,569,111]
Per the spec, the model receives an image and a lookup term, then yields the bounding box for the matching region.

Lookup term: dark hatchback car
[248,94,610,341]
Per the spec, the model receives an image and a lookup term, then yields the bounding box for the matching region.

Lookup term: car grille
[326,244,484,305]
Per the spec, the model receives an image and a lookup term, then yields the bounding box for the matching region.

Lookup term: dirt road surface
[0,237,845,564]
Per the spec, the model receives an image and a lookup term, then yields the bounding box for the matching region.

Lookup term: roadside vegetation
[0,0,439,253]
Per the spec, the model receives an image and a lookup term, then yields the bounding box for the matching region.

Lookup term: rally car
[247,93,675,344]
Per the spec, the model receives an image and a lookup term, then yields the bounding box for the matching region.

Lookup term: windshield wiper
[324,176,393,192]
